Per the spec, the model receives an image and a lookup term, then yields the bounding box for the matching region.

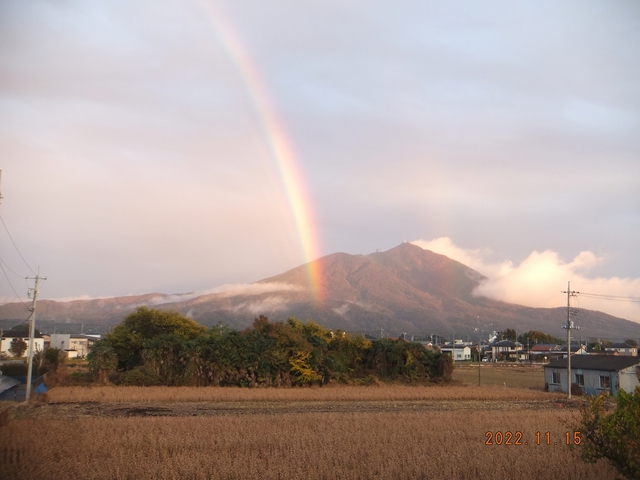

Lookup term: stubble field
[0,365,618,479]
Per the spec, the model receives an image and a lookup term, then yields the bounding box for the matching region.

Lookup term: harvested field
[452,363,545,389]
[45,383,555,403]
[0,381,620,479]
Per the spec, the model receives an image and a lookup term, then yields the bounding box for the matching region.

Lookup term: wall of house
[581,370,614,396]
[545,367,567,393]
[69,338,89,357]
[618,366,640,394]
[50,334,71,351]
[546,365,639,396]
[0,338,45,358]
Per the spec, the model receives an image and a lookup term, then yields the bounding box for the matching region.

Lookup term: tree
[9,338,27,357]
[44,347,66,369]
[624,339,638,347]
[106,307,206,369]
[518,330,563,345]
[87,341,118,384]
[496,329,517,342]
[10,324,41,336]
[577,387,640,479]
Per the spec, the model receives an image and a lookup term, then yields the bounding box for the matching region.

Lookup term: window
[575,374,584,386]
[600,376,611,389]
[552,372,561,384]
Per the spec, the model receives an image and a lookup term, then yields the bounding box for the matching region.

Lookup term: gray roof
[491,340,518,347]
[544,355,640,372]
[0,375,20,394]
[1,331,43,338]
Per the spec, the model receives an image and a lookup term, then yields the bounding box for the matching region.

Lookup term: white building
[440,342,472,361]
[0,331,45,358]
[50,334,96,358]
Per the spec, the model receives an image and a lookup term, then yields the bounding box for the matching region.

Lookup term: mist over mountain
[1,243,638,340]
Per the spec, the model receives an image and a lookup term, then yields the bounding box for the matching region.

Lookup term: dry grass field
[452,363,545,389]
[0,367,619,479]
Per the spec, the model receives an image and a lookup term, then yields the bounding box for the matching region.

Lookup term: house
[0,331,45,358]
[604,343,638,357]
[528,344,562,363]
[49,334,97,358]
[490,340,525,362]
[558,344,588,356]
[544,355,640,396]
[439,342,471,361]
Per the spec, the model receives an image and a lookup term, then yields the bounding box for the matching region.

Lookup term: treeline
[88,307,452,387]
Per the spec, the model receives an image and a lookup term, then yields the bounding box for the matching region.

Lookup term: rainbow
[197,2,324,302]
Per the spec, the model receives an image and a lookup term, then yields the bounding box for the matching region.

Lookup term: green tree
[497,329,517,342]
[106,307,205,369]
[518,330,563,345]
[87,341,118,384]
[9,338,27,357]
[10,324,41,336]
[577,387,640,479]
[44,347,66,370]
[624,339,638,347]
[141,334,186,385]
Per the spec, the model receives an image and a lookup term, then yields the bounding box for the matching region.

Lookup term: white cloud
[412,237,640,322]
[230,296,291,314]
[213,282,304,298]
[333,304,350,316]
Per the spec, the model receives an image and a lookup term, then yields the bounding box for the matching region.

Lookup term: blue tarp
[34,382,47,394]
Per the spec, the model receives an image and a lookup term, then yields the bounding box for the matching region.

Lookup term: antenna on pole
[561,281,580,400]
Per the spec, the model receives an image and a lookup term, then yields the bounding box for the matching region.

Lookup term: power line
[0,260,26,305]
[578,292,640,303]
[0,254,26,278]
[0,214,36,275]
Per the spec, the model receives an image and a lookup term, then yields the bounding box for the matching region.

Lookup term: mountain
[1,243,639,340]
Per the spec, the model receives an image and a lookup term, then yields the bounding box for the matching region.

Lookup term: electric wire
[0,259,26,305]
[0,254,26,278]
[578,292,640,303]
[0,213,36,275]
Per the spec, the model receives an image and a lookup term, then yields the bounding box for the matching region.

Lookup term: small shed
[544,356,640,396]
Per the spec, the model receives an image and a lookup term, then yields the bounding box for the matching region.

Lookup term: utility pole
[561,281,579,400]
[452,331,455,364]
[25,274,46,402]
[477,333,482,386]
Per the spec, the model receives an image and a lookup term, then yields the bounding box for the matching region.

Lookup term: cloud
[412,237,640,322]
[333,304,350,316]
[212,282,304,298]
[20,283,302,309]
[230,296,291,314]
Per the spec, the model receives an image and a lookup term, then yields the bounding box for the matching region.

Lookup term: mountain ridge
[1,243,638,339]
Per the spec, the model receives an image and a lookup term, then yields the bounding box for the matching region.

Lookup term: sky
[0,0,639,322]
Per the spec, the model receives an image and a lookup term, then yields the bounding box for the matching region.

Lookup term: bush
[570,382,583,396]
[577,387,640,479]
[1,362,27,376]
[123,366,162,386]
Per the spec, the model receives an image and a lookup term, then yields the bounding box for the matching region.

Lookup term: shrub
[1,362,27,376]
[124,366,162,386]
[577,387,640,479]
